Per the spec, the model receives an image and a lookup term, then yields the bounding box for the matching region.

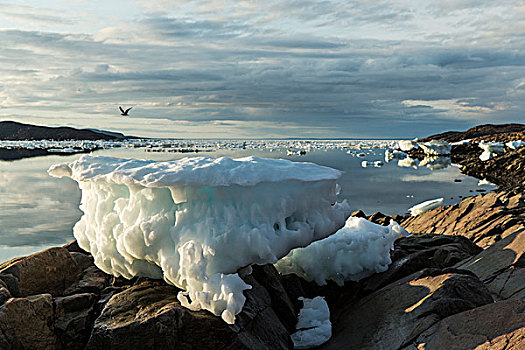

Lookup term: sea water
[0,142,495,262]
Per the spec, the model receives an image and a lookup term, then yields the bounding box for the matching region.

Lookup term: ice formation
[478,141,505,161]
[505,140,525,150]
[418,140,451,155]
[408,198,444,216]
[48,155,350,324]
[419,156,451,170]
[397,140,419,152]
[450,139,472,146]
[291,296,332,349]
[275,217,406,286]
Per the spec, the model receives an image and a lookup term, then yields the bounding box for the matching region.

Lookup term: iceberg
[397,140,419,152]
[419,156,451,170]
[384,149,407,163]
[505,140,525,150]
[408,198,444,216]
[418,140,451,155]
[291,296,332,349]
[48,155,350,324]
[275,217,406,286]
[478,141,505,161]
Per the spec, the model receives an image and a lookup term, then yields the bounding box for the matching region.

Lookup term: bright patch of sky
[0,0,524,138]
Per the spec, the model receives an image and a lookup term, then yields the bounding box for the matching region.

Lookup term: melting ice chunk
[48,155,350,324]
[275,217,406,286]
[291,296,332,349]
[408,197,444,216]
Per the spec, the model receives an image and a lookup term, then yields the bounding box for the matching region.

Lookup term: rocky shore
[1,125,524,349]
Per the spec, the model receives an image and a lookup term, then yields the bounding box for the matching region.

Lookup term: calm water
[0,146,495,261]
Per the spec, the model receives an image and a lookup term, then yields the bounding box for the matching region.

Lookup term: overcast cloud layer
[0,0,524,138]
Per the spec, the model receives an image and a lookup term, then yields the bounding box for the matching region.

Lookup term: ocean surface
[0,142,495,262]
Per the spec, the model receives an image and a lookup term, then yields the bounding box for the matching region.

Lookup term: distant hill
[0,121,127,141]
[421,123,525,142]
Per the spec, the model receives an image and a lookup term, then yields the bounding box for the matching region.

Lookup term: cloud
[0,1,524,138]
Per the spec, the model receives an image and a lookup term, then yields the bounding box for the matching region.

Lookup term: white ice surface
[48,155,350,324]
[384,149,407,163]
[409,197,444,216]
[291,296,331,349]
[275,217,406,286]
[397,140,419,152]
[478,141,505,161]
[418,140,451,155]
[505,140,525,149]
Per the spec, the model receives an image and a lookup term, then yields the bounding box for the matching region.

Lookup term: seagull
[119,106,133,116]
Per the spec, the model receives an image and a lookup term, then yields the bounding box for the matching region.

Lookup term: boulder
[64,265,111,296]
[457,228,525,301]
[401,191,525,247]
[0,294,58,350]
[319,269,493,350]
[0,247,81,297]
[404,299,525,350]
[87,267,293,350]
[55,293,98,350]
[360,234,482,293]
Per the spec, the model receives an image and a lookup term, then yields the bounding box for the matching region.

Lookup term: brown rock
[319,269,493,350]
[55,293,98,350]
[0,247,81,297]
[64,265,111,296]
[405,299,525,350]
[0,294,58,350]
[456,228,525,300]
[87,269,293,350]
[401,191,525,247]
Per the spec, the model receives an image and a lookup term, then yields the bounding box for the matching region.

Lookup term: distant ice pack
[49,155,350,324]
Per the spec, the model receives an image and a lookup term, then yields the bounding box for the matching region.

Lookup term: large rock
[401,191,525,247]
[64,265,111,296]
[0,294,58,350]
[361,234,482,293]
[319,269,493,350]
[0,247,81,297]
[405,299,525,350]
[55,293,98,350]
[457,228,525,301]
[87,266,293,349]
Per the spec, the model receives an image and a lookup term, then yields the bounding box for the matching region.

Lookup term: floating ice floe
[48,155,350,324]
[450,139,472,146]
[361,160,384,168]
[505,140,525,149]
[275,217,406,286]
[478,179,495,186]
[291,296,332,349]
[478,141,505,161]
[408,198,444,216]
[397,140,419,152]
[418,140,451,155]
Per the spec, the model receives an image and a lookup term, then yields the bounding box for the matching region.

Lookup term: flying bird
[119,106,133,116]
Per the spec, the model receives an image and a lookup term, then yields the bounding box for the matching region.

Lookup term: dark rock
[70,252,94,271]
[420,123,525,143]
[55,293,98,350]
[368,211,389,226]
[350,210,366,218]
[250,264,297,333]
[62,240,89,254]
[0,286,10,306]
[361,234,482,293]
[405,299,525,350]
[319,269,493,350]
[0,247,81,297]
[87,273,293,350]
[0,294,58,350]
[64,265,111,296]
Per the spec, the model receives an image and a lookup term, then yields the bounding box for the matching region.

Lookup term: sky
[0,0,524,139]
